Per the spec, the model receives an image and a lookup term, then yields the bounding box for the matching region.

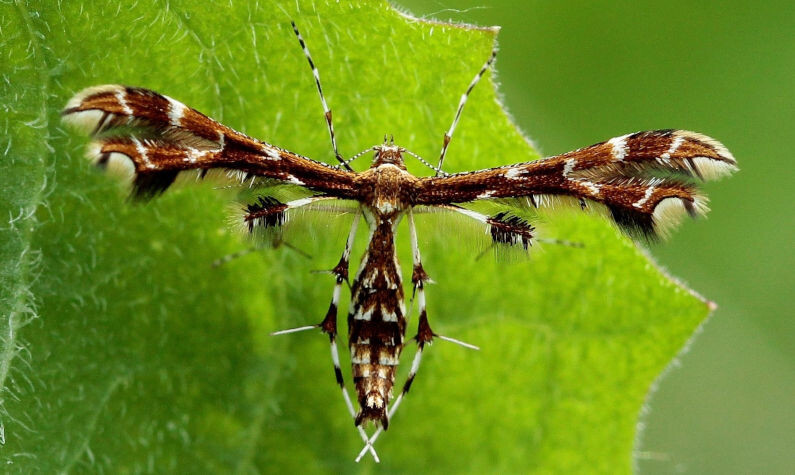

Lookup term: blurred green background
[396,0,794,473]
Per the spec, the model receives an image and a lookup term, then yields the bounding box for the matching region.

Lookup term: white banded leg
[272,213,378,461]
[291,21,353,171]
[436,49,497,175]
[322,215,380,461]
[355,211,478,462]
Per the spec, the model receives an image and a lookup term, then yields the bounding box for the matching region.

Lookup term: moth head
[371,144,407,169]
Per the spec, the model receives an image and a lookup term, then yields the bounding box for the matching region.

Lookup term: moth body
[61,23,736,462]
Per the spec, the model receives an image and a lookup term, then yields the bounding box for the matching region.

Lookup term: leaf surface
[0,1,709,472]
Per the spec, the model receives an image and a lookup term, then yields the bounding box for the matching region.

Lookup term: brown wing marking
[414,130,737,239]
[63,85,359,200]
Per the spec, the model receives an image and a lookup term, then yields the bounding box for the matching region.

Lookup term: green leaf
[1,0,710,471]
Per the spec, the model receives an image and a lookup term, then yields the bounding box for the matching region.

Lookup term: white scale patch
[376,200,396,214]
[661,135,684,159]
[563,157,601,196]
[503,167,523,180]
[285,174,305,186]
[63,109,105,134]
[580,181,602,196]
[691,156,737,180]
[366,393,385,408]
[563,158,576,177]
[378,352,399,366]
[131,138,154,169]
[608,134,630,161]
[184,148,202,164]
[115,89,133,116]
[264,148,281,160]
[381,309,398,322]
[354,307,374,321]
[652,197,688,236]
[352,354,371,364]
[167,97,185,127]
[633,185,656,208]
[88,142,136,180]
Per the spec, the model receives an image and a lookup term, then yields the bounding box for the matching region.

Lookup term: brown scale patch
[123,87,172,127]
[178,106,230,143]
[356,162,415,215]
[624,130,675,159]
[560,142,612,169]
[67,90,127,117]
[412,263,430,286]
[674,137,721,160]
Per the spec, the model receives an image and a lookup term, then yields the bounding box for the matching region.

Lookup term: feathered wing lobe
[414,130,737,240]
[415,204,536,253]
[62,85,360,200]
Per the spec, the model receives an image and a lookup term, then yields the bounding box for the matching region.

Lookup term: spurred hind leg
[272,213,378,462]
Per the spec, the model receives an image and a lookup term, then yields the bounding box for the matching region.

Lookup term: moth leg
[211,240,312,268]
[271,212,378,461]
[291,21,352,171]
[355,210,437,462]
[323,214,381,461]
[436,49,498,174]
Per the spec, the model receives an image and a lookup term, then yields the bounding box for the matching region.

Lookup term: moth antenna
[436,48,498,175]
[404,149,449,175]
[291,21,352,171]
[339,145,377,169]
